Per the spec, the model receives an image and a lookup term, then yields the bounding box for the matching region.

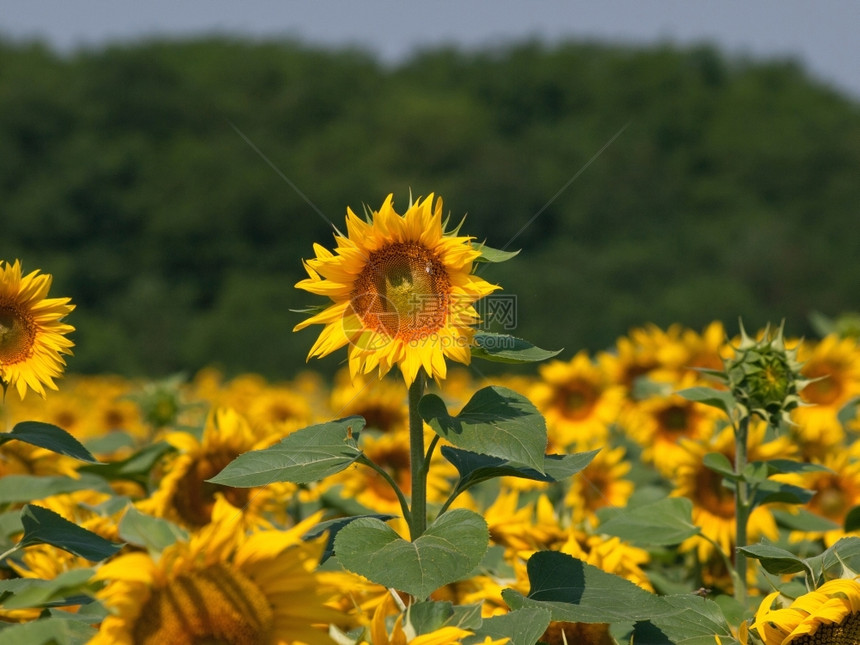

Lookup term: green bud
[724,321,807,427]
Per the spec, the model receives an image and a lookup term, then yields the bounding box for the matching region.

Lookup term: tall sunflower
[92,499,343,645]
[745,579,860,645]
[0,259,74,399]
[293,194,499,386]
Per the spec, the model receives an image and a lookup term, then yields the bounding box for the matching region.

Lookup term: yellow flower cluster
[3,320,860,643]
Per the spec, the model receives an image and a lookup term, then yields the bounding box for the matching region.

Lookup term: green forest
[3,37,859,379]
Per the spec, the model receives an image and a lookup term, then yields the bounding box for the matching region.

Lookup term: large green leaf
[0,616,96,645]
[463,607,552,645]
[302,513,396,564]
[334,509,489,600]
[442,447,597,497]
[470,332,562,364]
[676,387,735,416]
[0,473,111,505]
[502,551,673,623]
[635,594,740,645]
[118,506,188,552]
[79,441,175,483]
[598,497,701,546]
[420,387,547,473]
[207,416,364,487]
[0,569,94,610]
[17,505,123,562]
[736,543,808,575]
[0,422,100,464]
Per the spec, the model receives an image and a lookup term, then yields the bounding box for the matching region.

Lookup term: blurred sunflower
[92,499,342,645]
[329,370,408,434]
[745,579,860,645]
[565,444,634,527]
[791,335,860,460]
[139,408,294,529]
[600,324,685,394]
[485,490,566,554]
[619,374,724,476]
[530,351,625,451]
[0,259,75,399]
[672,421,795,563]
[294,194,499,387]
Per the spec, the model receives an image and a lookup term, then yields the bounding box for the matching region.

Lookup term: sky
[2,1,860,100]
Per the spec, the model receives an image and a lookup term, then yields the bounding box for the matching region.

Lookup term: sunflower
[672,421,796,563]
[791,335,860,461]
[293,194,499,387]
[0,259,75,399]
[329,369,408,434]
[530,351,625,451]
[139,407,294,529]
[92,498,343,645]
[745,579,860,645]
[565,444,634,527]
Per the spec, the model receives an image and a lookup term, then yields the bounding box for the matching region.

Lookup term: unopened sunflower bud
[724,322,807,427]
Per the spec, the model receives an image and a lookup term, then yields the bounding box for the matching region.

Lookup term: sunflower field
[3,188,860,645]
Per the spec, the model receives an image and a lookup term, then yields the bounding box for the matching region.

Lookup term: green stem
[408,373,427,540]
[0,544,21,563]
[356,455,411,522]
[734,414,751,606]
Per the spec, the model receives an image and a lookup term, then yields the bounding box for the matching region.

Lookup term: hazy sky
[2,1,859,99]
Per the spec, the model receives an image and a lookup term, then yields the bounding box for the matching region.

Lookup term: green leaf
[17,504,123,562]
[636,594,740,645]
[845,505,860,532]
[754,459,832,476]
[79,441,175,482]
[302,513,396,564]
[420,387,547,473]
[334,509,489,600]
[463,607,552,645]
[207,416,364,487]
[772,508,841,532]
[471,332,562,364]
[752,480,815,507]
[502,551,673,623]
[472,242,520,263]
[0,568,94,610]
[598,498,701,546]
[118,506,188,552]
[0,473,112,505]
[0,422,100,464]
[676,387,735,416]
[443,446,597,489]
[702,452,738,481]
[0,616,96,645]
[736,543,807,575]
[821,536,860,577]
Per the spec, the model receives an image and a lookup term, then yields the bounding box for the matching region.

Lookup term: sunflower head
[294,194,500,387]
[0,260,75,400]
[724,322,806,427]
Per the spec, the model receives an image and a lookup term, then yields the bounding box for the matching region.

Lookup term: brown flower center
[350,242,451,343]
[555,380,598,421]
[802,363,844,406]
[694,461,735,519]
[173,452,250,528]
[657,404,692,434]
[131,563,274,645]
[0,304,36,365]
[792,610,860,645]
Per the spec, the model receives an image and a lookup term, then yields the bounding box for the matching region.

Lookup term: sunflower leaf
[421,387,547,473]
[633,594,740,645]
[0,615,97,645]
[303,513,396,564]
[0,568,94,610]
[18,505,123,562]
[442,446,597,490]
[0,422,100,464]
[675,387,736,416]
[333,509,489,600]
[501,551,674,623]
[0,474,112,506]
[470,332,562,364]
[206,416,364,487]
[118,506,188,552]
[472,242,520,263]
[736,543,808,575]
[598,497,701,546]
[463,607,552,645]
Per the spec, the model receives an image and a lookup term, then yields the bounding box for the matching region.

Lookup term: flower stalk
[408,373,427,539]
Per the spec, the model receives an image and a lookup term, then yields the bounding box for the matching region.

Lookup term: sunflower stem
[356,455,412,523]
[734,414,751,606]
[408,373,427,540]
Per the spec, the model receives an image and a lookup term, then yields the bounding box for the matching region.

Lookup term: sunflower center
[351,242,451,343]
[694,462,735,519]
[802,365,843,406]
[131,563,274,645]
[815,484,848,519]
[0,304,36,365]
[791,610,860,645]
[174,452,250,528]
[657,405,691,433]
[556,381,598,420]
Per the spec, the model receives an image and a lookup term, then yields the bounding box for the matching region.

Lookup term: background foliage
[3,37,859,378]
